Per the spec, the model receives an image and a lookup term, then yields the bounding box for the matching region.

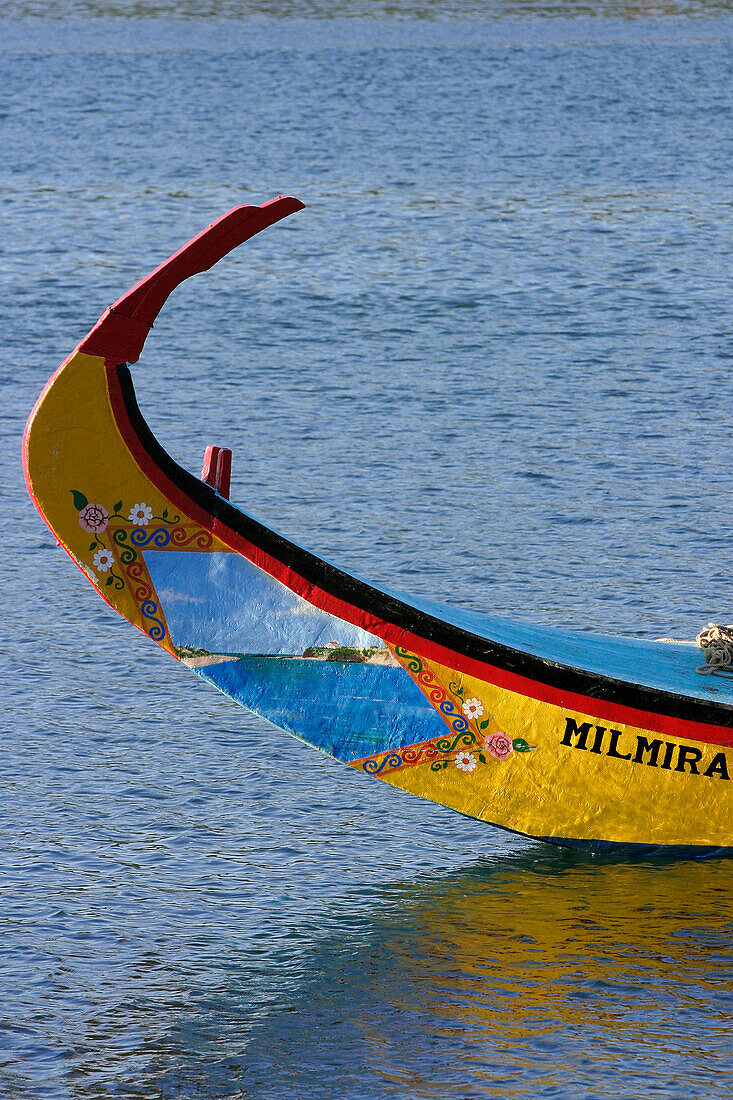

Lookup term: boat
[24,196,732,856]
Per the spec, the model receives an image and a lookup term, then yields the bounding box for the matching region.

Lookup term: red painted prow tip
[201,445,232,499]
[79,195,305,366]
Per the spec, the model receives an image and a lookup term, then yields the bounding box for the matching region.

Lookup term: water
[2,4,732,1096]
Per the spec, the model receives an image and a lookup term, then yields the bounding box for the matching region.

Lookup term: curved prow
[79,195,305,366]
[23,194,304,653]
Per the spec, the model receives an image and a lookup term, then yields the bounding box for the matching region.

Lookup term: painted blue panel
[197,657,449,761]
[382,585,733,705]
[144,548,733,708]
[144,551,382,655]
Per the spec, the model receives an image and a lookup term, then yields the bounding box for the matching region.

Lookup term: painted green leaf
[89,540,98,551]
[70,490,88,510]
[113,501,122,513]
[513,738,534,753]
[480,718,491,730]
[162,508,168,519]
[478,752,487,764]
[105,576,114,587]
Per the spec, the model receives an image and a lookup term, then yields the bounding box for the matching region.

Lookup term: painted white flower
[128,502,153,527]
[462,697,484,720]
[93,548,115,573]
[455,751,477,773]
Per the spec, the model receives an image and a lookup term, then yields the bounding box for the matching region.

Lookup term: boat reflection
[65,850,732,1097]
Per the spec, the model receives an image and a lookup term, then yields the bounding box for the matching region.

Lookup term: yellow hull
[24,200,732,854]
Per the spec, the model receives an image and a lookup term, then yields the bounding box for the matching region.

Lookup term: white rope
[695,622,733,678]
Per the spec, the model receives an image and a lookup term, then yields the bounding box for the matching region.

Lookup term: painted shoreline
[178,646,400,669]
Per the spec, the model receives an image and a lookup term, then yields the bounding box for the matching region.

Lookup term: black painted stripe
[117,364,733,730]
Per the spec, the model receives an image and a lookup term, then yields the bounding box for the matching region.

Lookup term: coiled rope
[695,622,733,678]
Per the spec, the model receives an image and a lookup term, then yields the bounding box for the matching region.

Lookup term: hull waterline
[24,198,733,855]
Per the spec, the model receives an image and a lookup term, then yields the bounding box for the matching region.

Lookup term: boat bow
[24,199,732,854]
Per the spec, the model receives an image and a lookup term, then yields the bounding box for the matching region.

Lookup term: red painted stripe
[106,365,733,751]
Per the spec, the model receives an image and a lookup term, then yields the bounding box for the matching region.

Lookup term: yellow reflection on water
[56,851,732,1098]
[354,853,731,1096]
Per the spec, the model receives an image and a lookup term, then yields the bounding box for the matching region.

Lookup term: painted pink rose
[485,731,514,760]
[78,503,109,534]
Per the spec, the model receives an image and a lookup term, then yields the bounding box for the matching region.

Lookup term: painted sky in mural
[144,551,384,655]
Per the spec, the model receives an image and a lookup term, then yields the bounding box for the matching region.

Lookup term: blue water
[2,5,732,1097]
